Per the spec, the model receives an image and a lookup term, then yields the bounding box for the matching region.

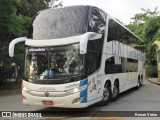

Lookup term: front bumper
[22,91,90,108]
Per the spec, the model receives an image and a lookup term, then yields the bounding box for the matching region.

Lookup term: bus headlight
[73,87,79,93]
[22,86,29,92]
[65,84,88,94]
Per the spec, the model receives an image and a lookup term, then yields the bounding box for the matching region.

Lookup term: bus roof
[28,5,143,43]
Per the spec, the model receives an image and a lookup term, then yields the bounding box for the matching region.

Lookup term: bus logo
[44,92,49,97]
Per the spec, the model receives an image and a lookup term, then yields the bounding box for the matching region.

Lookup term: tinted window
[85,52,101,75]
[107,19,144,52]
[88,7,107,34]
[84,38,103,75]
[105,57,117,74]
[84,7,107,75]
[25,44,84,81]
[87,38,103,52]
[105,56,138,74]
[27,6,89,40]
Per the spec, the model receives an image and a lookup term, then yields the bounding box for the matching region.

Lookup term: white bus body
[9,5,145,108]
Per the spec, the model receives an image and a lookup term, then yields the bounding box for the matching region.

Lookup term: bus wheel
[140,75,143,86]
[135,79,140,90]
[99,82,111,106]
[111,81,119,102]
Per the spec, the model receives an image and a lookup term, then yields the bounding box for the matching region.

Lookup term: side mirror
[9,37,26,57]
[80,32,102,54]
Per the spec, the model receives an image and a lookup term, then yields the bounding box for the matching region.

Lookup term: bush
[146,65,158,78]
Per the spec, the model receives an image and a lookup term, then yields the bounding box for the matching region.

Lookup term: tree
[17,0,48,17]
[126,7,160,77]
[16,0,63,35]
[48,0,63,8]
[144,16,160,65]
[0,0,24,65]
[141,6,160,18]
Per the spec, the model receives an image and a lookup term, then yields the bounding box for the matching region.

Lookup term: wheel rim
[102,87,109,101]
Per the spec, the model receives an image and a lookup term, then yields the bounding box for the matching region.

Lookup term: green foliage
[0,0,24,40]
[143,16,160,65]
[146,65,158,78]
[126,7,160,77]
[21,16,32,35]
[131,13,149,25]
[49,0,63,8]
[144,16,160,43]
[0,0,24,66]
[154,29,160,41]
[17,0,48,17]
[141,6,159,17]
[126,23,145,40]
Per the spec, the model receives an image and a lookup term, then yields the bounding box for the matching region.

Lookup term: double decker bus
[9,5,145,108]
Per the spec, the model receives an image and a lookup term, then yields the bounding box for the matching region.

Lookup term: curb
[147,78,160,86]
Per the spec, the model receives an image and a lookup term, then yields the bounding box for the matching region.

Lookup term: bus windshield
[27,6,89,40]
[25,44,83,81]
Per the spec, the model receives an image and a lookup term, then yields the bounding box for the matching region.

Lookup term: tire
[140,75,143,86]
[98,82,112,106]
[111,81,119,102]
[135,79,140,90]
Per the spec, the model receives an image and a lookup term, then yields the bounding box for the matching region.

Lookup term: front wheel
[98,82,111,106]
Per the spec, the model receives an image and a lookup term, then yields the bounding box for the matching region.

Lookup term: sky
[62,0,160,24]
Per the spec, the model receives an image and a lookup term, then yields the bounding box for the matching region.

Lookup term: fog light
[72,97,81,104]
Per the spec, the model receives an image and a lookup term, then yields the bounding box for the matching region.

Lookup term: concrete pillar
[157,51,160,82]
[158,70,160,82]
[153,41,160,82]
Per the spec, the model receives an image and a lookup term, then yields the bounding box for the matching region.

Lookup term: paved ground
[0,79,160,120]
[147,77,160,85]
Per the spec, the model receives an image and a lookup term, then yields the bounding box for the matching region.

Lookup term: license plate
[42,100,53,105]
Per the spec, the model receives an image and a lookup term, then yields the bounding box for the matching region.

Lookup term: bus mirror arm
[80,32,102,54]
[9,37,26,57]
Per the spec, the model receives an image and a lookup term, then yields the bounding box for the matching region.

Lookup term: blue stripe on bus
[80,78,88,86]
[80,78,88,103]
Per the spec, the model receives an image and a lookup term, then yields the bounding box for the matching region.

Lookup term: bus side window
[105,57,116,74]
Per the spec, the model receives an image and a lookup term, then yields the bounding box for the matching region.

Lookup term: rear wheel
[99,82,111,106]
[111,81,119,102]
[140,75,143,86]
[135,79,140,90]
